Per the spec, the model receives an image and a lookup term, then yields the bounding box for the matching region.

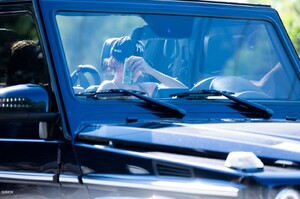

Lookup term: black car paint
[0,0,300,198]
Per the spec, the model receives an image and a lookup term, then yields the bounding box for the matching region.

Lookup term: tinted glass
[56,12,300,100]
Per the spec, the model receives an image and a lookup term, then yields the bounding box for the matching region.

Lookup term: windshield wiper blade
[78,89,186,119]
[171,89,274,119]
[76,89,146,97]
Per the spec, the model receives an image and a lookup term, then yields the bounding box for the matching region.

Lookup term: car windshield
[56,12,300,100]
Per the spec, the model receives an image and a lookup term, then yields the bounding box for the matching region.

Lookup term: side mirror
[0,84,59,139]
[0,84,49,112]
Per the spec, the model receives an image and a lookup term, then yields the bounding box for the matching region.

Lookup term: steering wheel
[71,64,101,89]
[190,76,216,91]
[191,76,271,99]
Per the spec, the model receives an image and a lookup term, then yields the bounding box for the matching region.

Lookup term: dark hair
[111,36,144,63]
[6,40,44,86]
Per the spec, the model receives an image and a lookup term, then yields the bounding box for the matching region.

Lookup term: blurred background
[218,0,300,57]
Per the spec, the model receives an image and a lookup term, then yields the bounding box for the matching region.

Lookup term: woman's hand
[125,56,151,82]
[126,56,152,74]
[126,55,187,88]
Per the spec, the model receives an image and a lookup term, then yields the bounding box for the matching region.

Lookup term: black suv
[1,0,300,198]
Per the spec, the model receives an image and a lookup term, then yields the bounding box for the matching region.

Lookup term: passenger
[6,40,45,86]
[97,36,186,96]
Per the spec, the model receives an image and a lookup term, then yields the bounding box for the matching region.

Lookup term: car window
[55,12,300,100]
[0,11,52,139]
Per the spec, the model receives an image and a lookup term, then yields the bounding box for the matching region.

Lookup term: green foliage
[0,14,37,40]
[247,0,300,57]
[274,0,300,57]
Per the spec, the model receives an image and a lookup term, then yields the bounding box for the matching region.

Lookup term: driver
[97,36,186,96]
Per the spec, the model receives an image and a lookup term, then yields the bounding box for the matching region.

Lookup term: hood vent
[155,162,194,178]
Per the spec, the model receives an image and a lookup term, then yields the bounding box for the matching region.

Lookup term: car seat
[202,32,235,77]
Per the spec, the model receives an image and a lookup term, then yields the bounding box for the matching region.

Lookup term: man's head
[7,40,45,86]
[111,36,144,64]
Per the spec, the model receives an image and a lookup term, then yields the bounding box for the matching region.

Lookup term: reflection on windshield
[56,12,300,100]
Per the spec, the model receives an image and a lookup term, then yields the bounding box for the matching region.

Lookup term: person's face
[105,56,140,82]
[103,57,124,80]
[111,57,124,74]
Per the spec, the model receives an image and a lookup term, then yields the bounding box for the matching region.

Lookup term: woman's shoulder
[97,80,118,91]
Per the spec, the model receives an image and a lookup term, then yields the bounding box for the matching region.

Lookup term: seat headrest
[203,33,235,74]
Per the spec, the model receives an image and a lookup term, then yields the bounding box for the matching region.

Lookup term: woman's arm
[97,80,118,91]
[127,56,187,88]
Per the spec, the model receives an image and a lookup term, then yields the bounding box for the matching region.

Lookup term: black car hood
[76,120,300,164]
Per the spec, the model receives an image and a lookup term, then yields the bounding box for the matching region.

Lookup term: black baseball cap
[111,36,144,63]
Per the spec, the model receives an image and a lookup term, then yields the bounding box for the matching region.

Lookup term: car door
[0,1,62,198]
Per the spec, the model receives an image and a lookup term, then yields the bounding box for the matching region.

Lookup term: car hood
[76,121,300,164]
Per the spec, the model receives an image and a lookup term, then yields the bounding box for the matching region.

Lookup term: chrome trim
[0,138,62,143]
[59,174,80,183]
[0,171,55,182]
[82,174,239,198]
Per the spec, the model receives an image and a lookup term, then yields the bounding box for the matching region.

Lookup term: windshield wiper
[76,89,186,119]
[171,89,274,119]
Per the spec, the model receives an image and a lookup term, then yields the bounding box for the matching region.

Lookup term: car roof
[1,0,270,8]
[156,0,270,7]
